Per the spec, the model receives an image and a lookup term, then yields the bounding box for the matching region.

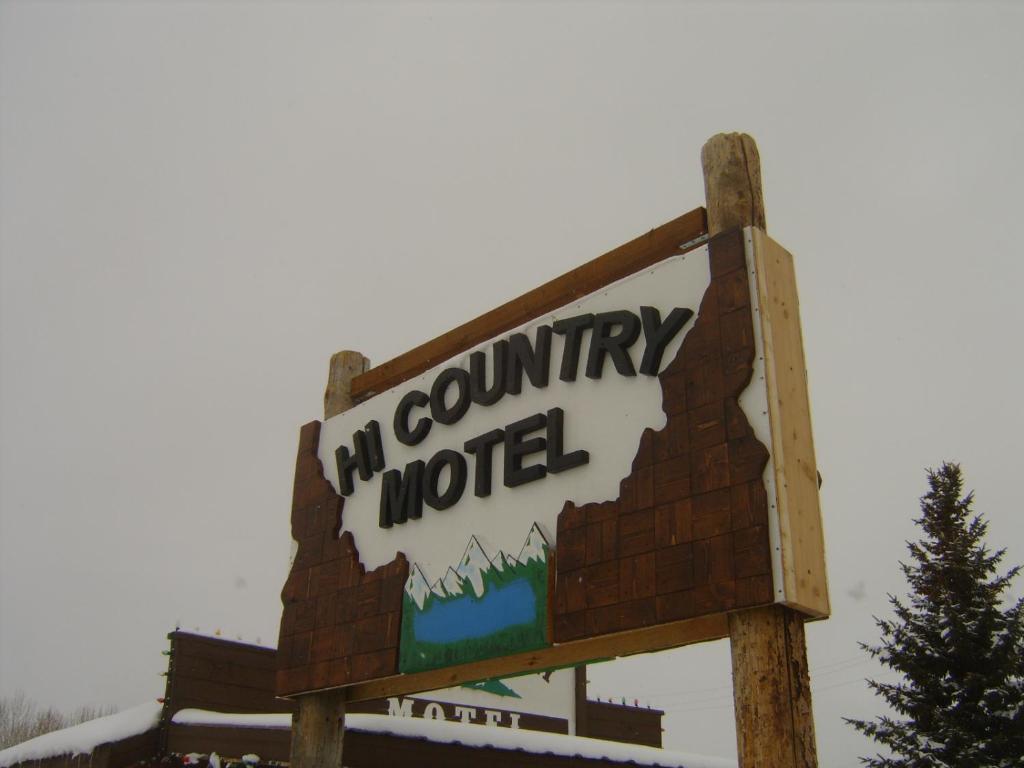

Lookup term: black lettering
[506,326,552,395]
[586,310,641,379]
[464,428,505,497]
[423,449,468,510]
[335,420,386,496]
[551,314,593,382]
[379,460,424,527]
[351,430,373,481]
[394,390,431,446]
[335,444,358,496]
[360,423,387,479]
[546,407,589,474]
[639,306,693,375]
[430,367,471,425]
[469,340,507,406]
[504,412,547,488]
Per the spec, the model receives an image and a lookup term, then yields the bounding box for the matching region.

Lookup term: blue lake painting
[412,580,537,644]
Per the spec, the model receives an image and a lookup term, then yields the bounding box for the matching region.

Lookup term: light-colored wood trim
[340,614,729,703]
[349,208,707,401]
[751,229,829,619]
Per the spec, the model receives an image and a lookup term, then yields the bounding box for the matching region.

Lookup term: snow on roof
[172,709,734,768]
[173,710,291,729]
[171,628,276,650]
[0,702,162,768]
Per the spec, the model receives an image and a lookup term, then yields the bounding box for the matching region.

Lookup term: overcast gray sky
[2,2,1023,765]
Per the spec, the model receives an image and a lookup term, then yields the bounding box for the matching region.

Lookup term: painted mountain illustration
[399,525,551,674]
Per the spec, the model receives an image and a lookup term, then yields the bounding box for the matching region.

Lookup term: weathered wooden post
[289,350,370,768]
[702,133,819,767]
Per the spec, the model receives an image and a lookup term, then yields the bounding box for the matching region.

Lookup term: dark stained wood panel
[276,423,408,696]
[170,633,279,670]
[585,701,663,748]
[167,632,295,717]
[552,229,774,644]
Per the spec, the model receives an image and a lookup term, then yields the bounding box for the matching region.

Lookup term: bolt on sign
[276,212,829,700]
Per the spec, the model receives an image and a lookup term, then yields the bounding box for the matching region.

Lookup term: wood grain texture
[751,229,829,618]
[701,134,765,234]
[584,701,664,747]
[291,690,347,768]
[161,631,291,757]
[324,351,370,419]
[729,606,818,768]
[348,208,707,401]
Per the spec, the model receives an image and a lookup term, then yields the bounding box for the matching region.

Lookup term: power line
[633,654,889,704]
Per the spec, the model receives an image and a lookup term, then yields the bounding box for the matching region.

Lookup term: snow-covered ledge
[172,709,735,768]
[0,702,162,768]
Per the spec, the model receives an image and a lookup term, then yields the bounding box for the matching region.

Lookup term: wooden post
[291,689,347,768]
[324,350,370,418]
[290,351,370,768]
[701,133,819,768]
[574,665,589,737]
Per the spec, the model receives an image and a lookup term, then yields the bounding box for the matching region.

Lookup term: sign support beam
[701,132,819,768]
[291,351,369,768]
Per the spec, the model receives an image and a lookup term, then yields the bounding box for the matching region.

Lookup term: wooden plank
[340,613,728,703]
[173,656,279,692]
[585,701,663,747]
[170,676,288,713]
[171,632,279,670]
[751,229,829,618]
[349,208,707,401]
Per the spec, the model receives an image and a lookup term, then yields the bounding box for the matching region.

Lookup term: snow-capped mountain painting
[400,524,551,674]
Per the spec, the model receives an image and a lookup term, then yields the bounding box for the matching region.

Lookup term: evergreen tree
[847,463,1024,766]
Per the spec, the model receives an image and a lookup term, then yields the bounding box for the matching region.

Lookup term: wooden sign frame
[281,133,828,768]
[276,211,827,704]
